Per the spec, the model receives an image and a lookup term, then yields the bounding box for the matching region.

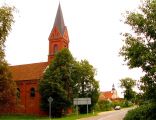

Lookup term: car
[114,106,121,110]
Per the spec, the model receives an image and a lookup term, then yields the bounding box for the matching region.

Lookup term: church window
[30,87,35,97]
[16,88,20,98]
[54,44,58,54]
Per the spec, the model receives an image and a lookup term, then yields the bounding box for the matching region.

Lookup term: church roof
[100,91,113,100]
[9,62,48,81]
[53,3,65,35]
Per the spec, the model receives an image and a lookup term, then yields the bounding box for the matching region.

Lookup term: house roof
[99,93,106,101]
[9,62,48,81]
[100,91,113,100]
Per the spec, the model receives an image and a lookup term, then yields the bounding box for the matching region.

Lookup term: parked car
[114,106,121,110]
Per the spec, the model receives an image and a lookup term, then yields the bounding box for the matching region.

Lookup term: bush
[124,102,156,120]
[95,100,134,112]
[111,100,133,108]
[122,101,133,108]
[96,100,112,111]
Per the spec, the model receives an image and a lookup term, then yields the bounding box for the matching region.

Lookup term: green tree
[73,60,99,114]
[0,6,16,110]
[120,0,156,101]
[120,77,136,101]
[120,0,156,119]
[39,49,99,116]
[39,48,75,117]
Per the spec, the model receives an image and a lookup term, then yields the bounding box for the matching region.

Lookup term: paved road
[79,107,133,120]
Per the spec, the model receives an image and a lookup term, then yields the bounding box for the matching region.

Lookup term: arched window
[16,88,20,98]
[54,44,58,54]
[30,87,35,97]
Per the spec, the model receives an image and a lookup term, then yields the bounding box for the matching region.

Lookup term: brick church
[9,3,69,115]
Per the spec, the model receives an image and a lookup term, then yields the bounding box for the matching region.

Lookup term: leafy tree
[0,6,16,111]
[39,49,99,116]
[120,77,136,101]
[39,48,75,117]
[120,0,156,101]
[72,60,99,114]
[120,0,156,119]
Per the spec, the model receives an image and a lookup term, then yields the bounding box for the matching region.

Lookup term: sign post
[87,99,88,115]
[76,98,78,117]
[48,97,53,119]
[73,98,91,116]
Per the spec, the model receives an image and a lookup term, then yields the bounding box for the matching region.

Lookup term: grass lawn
[0,113,97,120]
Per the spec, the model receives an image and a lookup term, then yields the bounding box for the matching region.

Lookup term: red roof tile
[99,93,106,101]
[100,91,113,99]
[9,62,48,81]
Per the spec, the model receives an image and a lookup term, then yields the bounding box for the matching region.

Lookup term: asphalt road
[79,107,133,120]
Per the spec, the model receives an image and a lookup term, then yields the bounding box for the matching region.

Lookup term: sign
[48,97,53,119]
[73,98,91,105]
[48,97,53,103]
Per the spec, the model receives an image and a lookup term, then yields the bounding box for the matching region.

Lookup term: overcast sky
[0,0,143,96]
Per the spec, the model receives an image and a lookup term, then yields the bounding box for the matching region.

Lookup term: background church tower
[48,3,69,63]
[111,84,118,99]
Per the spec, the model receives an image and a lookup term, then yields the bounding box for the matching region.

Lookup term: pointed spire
[53,3,65,35]
[112,84,115,90]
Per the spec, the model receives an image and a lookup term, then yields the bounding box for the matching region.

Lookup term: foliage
[0,6,16,110]
[119,77,136,101]
[0,6,14,61]
[0,62,16,109]
[124,102,156,120]
[72,60,100,114]
[39,49,99,116]
[113,100,133,108]
[120,0,156,101]
[96,100,112,111]
[120,0,156,119]
[95,100,133,112]
[134,93,144,105]
[39,48,75,117]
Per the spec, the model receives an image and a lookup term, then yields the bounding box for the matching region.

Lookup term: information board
[73,98,91,105]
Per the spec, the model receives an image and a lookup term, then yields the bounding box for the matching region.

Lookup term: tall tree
[39,49,99,116]
[120,0,156,101]
[72,60,99,114]
[120,77,136,101]
[0,6,16,111]
[39,48,75,117]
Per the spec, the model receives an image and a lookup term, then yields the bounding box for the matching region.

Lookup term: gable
[49,27,62,40]
[9,62,48,81]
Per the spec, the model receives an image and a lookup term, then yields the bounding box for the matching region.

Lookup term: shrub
[122,101,133,108]
[112,100,133,108]
[124,102,156,120]
[96,100,112,111]
[94,103,100,111]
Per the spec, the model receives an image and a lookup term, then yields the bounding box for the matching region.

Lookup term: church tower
[48,3,69,62]
[111,84,118,99]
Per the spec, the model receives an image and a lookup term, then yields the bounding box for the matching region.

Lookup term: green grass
[0,113,97,120]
